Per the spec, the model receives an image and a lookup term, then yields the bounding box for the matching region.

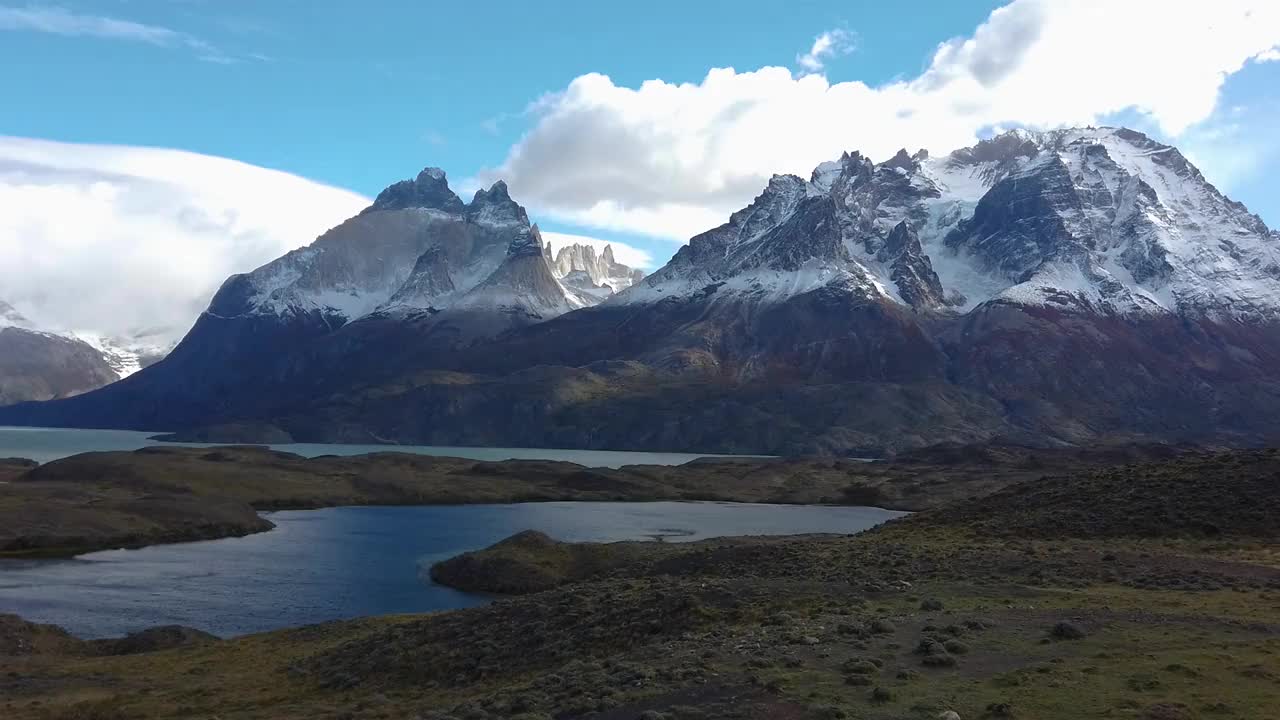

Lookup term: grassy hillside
[1,447,1276,719]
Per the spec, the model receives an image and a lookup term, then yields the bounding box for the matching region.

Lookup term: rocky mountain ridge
[2,127,1278,454]
[220,168,640,326]
[547,242,646,298]
[621,127,1280,319]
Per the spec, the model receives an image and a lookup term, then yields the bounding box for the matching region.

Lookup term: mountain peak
[947,130,1042,169]
[468,180,530,228]
[812,151,876,190]
[365,166,466,215]
[882,148,914,171]
[480,179,509,197]
[625,125,1280,320]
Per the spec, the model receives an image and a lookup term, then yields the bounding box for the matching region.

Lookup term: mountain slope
[0,302,120,405]
[3,128,1279,453]
[302,127,1280,451]
[619,127,1280,318]
[0,170,622,428]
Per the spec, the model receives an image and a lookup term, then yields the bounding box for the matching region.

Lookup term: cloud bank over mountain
[481,0,1280,240]
[0,136,369,344]
[0,138,657,345]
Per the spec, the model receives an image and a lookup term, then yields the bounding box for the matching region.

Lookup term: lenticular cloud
[0,136,370,343]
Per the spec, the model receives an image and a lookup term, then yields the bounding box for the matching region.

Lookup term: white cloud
[0,5,182,44]
[1258,47,1280,62]
[540,231,655,269]
[796,29,855,74]
[480,0,1280,241]
[0,137,369,344]
[0,4,233,62]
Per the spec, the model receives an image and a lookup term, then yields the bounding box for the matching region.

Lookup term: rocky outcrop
[428,530,590,594]
[881,221,946,308]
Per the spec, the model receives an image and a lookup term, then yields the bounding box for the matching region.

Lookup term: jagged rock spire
[365,167,466,215]
[882,221,946,309]
[468,180,531,227]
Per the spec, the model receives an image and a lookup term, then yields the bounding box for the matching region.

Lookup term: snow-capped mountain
[0,300,173,404]
[546,242,646,298]
[73,333,174,378]
[7,128,1280,454]
[217,169,599,327]
[453,226,595,316]
[0,301,121,405]
[0,168,640,423]
[621,127,1280,319]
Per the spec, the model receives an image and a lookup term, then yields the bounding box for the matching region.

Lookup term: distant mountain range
[548,242,646,299]
[0,301,169,405]
[4,127,1280,454]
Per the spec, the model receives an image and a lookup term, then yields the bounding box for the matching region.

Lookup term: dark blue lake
[0,502,905,638]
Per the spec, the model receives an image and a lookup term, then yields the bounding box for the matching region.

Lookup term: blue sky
[4,1,1279,252]
[1,1,1003,196]
[1,0,1279,340]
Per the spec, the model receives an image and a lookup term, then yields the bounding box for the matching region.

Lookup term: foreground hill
[2,447,1277,719]
[5,127,1280,453]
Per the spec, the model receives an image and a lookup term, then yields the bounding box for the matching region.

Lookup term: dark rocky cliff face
[881,221,946,308]
[944,156,1090,279]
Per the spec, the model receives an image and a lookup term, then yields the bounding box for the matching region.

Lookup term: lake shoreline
[2,502,907,640]
[3,447,1278,719]
[0,441,1192,560]
[0,446,911,560]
